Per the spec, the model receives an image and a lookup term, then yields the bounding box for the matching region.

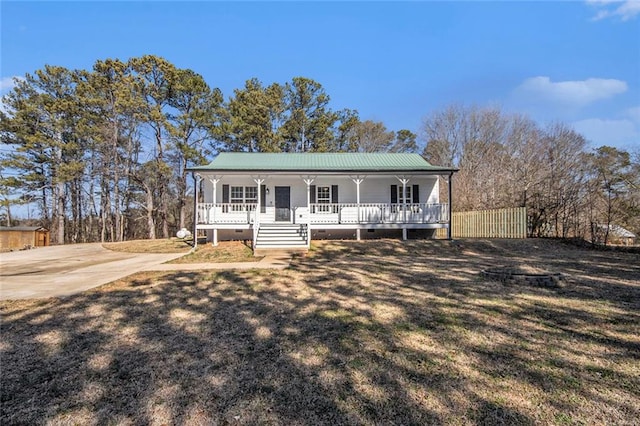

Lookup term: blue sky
[1,1,639,151]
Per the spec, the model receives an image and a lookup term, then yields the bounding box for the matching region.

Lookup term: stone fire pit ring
[481,265,564,288]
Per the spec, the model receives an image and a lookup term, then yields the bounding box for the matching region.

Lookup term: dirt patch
[1,239,638,425]
[103,239,191,254]
[168,241,259,264]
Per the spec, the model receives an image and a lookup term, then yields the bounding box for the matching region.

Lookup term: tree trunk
[145,184,156,239]
[5,202,11,227]
[70,180,80,243]
[41,185,49,225]
[100,176,110,243]
[152,124,169,239]
[161,193,169,238]
[57,180,65,244]
[112,121,122,242]
[604,188,613,246]
[123,133,136,241]
[178,156,187,230]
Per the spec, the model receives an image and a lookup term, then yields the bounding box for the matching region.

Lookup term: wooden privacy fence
[436,207,527,239]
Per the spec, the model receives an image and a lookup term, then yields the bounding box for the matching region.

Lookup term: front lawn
[103,239,259,264]
[168,240,259,264]
[1,239,638,425]
[103,238,191,254]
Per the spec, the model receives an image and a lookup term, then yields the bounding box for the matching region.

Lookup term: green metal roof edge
[187,153,457,173]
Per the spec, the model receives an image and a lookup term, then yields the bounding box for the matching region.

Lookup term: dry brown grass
[1,239,639,425]
[103,239,191,254]
[168,241,259,264]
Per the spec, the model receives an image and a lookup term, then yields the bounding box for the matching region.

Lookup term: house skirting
[200,222,449,246]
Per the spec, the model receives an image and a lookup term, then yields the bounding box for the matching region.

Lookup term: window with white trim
[399,186,412,204]
[392,185,414,213]
[230,186,257,211]
[317,186,331,212]
[245,186,257,203]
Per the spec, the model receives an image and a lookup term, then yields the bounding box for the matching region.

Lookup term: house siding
[192,153,454,246]
[197,173,447,247]
[202,176,439,209]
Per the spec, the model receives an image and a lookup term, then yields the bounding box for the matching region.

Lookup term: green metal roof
[189,153,456,173]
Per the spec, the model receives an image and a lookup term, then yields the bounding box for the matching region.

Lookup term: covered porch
[193,173,454,248]
[187,152,457,249]
[196,201,449,226]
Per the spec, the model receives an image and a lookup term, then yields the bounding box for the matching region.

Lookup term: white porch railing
[196,203,257,224]
[196,202,448,225]
[308,203,448,224]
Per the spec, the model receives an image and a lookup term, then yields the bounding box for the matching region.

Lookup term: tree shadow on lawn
[294,239,640,423]
[1,238,638,425]
[2,270,449,425]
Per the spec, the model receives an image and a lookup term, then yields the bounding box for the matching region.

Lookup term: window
[399,186,412,204]
[311,185,338,214]
[230,186,257,211]
[317,186,331,212]
[230,186,243,202]
[399,186,420,213]
[391,185,419,213]
[245,186,257,203]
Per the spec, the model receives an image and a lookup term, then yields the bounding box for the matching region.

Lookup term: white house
[188,153,457,250]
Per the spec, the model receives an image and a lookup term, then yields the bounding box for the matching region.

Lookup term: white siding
[357,176,438,204]
[200,174,440,206]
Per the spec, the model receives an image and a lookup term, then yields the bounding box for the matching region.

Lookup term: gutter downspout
[447,172,453,241]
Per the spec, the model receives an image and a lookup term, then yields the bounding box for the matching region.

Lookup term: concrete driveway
[0,243,185,300]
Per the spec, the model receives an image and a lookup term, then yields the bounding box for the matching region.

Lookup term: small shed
[597,224,637,246]
[609,225,637,246]
[0,226,50,250]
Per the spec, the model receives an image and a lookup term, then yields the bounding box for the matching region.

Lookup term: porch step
[255,224,308,250]
[258,228,305,234]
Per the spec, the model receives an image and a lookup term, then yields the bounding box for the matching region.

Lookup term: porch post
[209,176,220,224]
[350,176,365,240]
[396,176,410,240]
[303,177,315,248]
[253,177,265,218]
[303,177,315,221]
[402,180,407,224]
[253,177,265,249]
[193,173,202,248]
[395,176,410,223]
[447,172,453,240]
[209,176,220,246]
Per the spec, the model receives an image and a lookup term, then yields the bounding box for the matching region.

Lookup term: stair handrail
[253,207,260,249]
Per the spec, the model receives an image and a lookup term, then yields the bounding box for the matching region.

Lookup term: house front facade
[188,153,457,250]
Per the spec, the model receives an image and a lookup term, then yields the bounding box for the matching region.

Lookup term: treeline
[0,55,417,244]
[1,57,637,245]
[421,105,639,243]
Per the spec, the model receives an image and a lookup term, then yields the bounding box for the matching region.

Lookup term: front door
[275,186,291,222]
